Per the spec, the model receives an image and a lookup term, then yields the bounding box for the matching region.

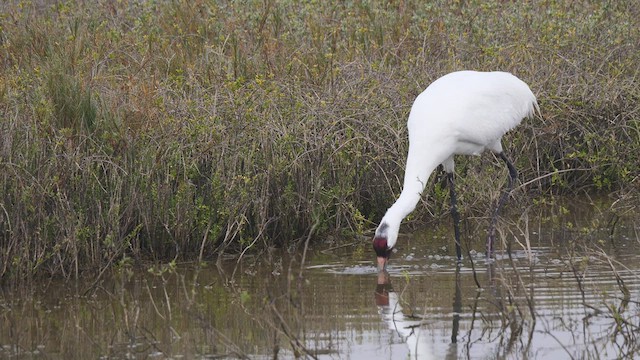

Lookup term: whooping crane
[372,70,539,270]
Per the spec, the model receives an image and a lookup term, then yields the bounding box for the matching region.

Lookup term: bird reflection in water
[375,268,462,359]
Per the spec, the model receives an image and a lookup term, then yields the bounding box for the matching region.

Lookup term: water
[1,199,639,359]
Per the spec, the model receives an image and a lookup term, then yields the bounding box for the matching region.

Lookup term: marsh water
[2,198,639,359]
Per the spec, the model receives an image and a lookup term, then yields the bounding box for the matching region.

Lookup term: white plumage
[373,71,538,269]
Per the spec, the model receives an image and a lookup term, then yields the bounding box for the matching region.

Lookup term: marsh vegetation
[1,1,639,283]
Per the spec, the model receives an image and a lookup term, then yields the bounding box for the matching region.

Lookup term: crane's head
[373,235,391,270]
[372,222,394,271]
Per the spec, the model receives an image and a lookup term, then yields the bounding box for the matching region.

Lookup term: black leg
[448,172,462,262]
[487,152,518,257]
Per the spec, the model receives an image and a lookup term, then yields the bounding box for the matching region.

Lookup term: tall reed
[1,0,639,279]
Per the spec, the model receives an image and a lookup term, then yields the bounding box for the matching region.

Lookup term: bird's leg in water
[487,152,518,257]
[447,172,462,261]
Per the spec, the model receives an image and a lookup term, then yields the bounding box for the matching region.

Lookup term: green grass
[1,0,639,280]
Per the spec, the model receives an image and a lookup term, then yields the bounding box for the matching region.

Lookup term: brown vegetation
[0,0,639,280]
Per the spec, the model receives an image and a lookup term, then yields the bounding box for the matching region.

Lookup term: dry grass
[1,0,639,280]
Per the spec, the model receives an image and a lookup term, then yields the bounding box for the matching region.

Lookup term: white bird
[373,70,539,270]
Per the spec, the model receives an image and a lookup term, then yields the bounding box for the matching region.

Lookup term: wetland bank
[1,0,640,358]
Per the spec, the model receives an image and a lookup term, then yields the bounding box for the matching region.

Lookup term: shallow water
[1,199,640,359]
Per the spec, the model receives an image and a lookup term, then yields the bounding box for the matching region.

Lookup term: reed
[1,0,639,279]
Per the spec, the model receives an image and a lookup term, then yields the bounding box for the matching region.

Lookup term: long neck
[377,186,422,248]
[377,144,444,249]
[382,187,422,229]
